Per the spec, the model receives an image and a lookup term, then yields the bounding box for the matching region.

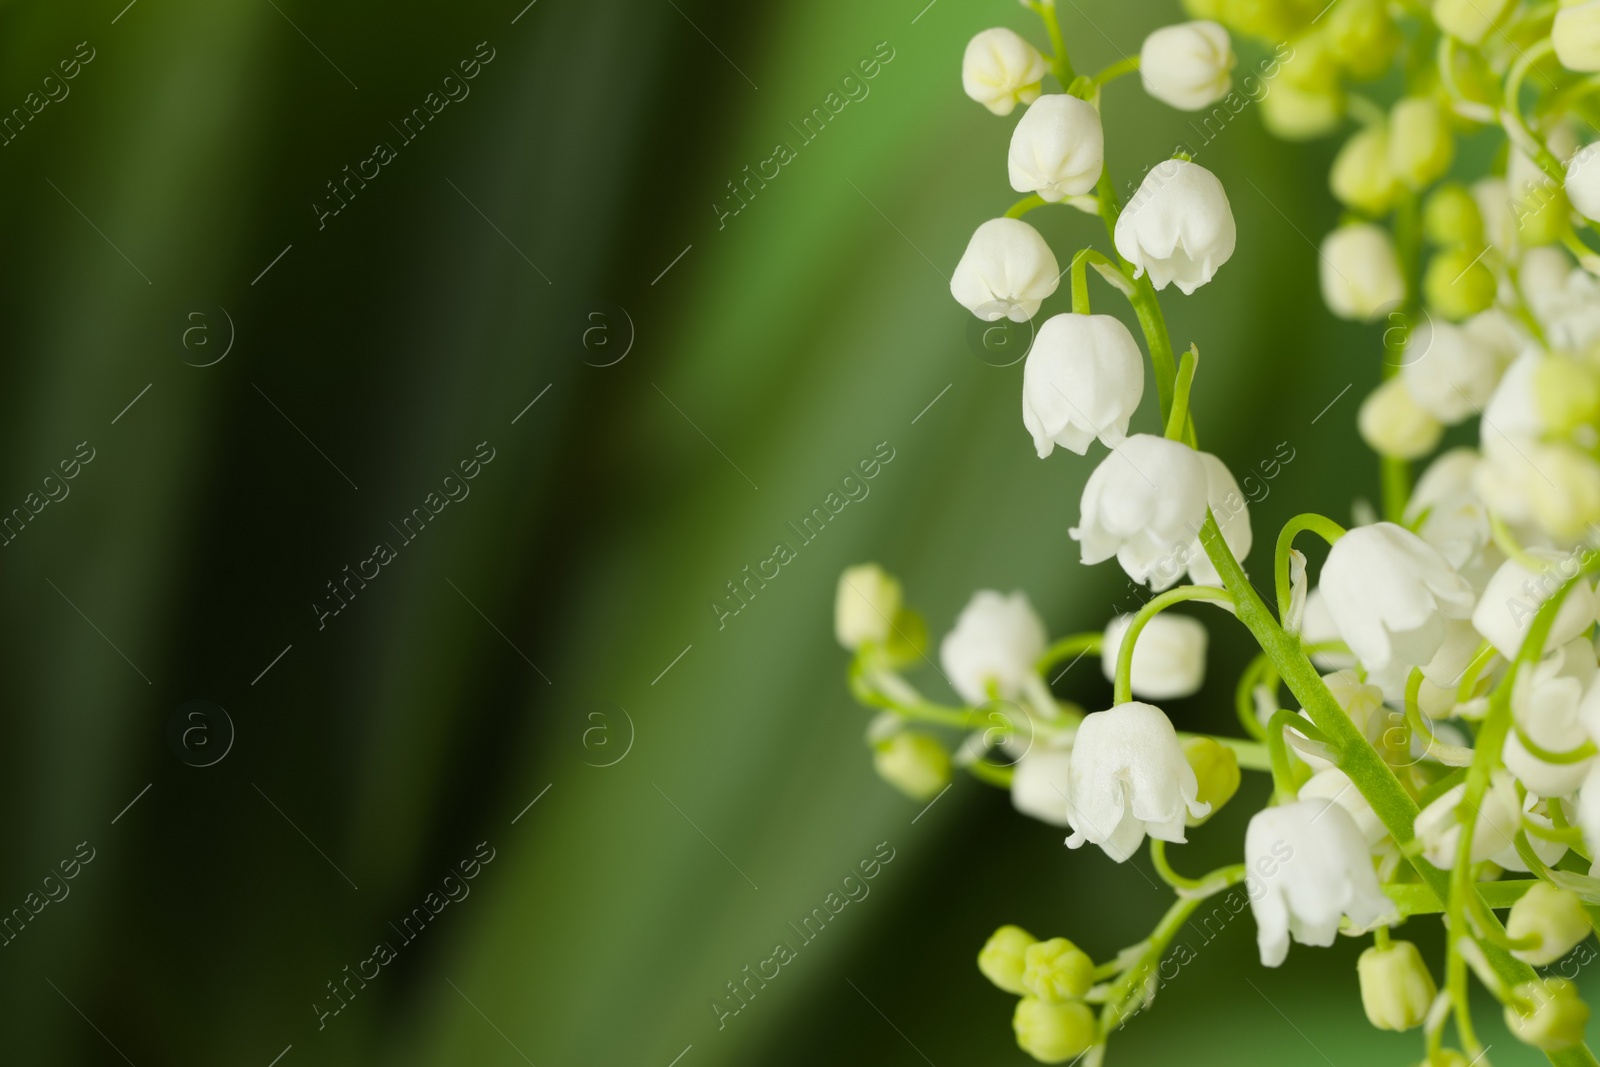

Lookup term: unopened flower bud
[1534,354,1600,436]
[1507,883,1593,966]
[1389,98,1454,189]
[1261,81,1344,140]
[1326,0,1399,79]
[1139,21,1235,111]
[1434,0,1513,45]
[1505,977,1590,1051]
[1423,183,1484,247]
[1320,223,1404,321]
[1008,95,1105,202]
[835,564,903,650]
[1555,1,1600,73]
[963,28,1049,116]
[1331,126,1401,215]
[1022,937,1095,1002]
[1183,736,1240,825]
[873,732,951,801]
[978,924,1038,994]
[1357,939,1437,1031]
[1013,997,1096,1063]
[1425,247,1497,321]
[1568,142,1600,223]
[1526,443,1600,541]
[1510,151,1571,247]
[1359,378,1443,460]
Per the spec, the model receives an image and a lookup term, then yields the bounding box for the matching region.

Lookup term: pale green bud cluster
[872,732,950,800]
[980,926,1101,1063]
[1505,977,1591,1051]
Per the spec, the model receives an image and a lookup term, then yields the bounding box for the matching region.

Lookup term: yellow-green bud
[1182,737,1240,825]
[1219,0,1325,40]
[1424,247,1496,320]
[978,924,1038,995]
[1417,1052,1471,1067]
[1359,378,1443,460]
[1332,126,1401,214]
[1389,98,1454,188]
[1262,82,1345,140]
[1357,939,1437,1031]
[1534,355,1600,437]
[1326,0,1399,80]
[1434,0,1513,46]
[1013,997,1097,1064]
[1423,183,1484,247]
[1181,0,1228,17]
[873,732,951,801]
[835,563,903,650]
[1510,157,1572,247]
[1555,1,1600,73]
[1022,938,1095,1002]
[1508,883,1593,966]
[884,608,928,668]
[1505,977,1591,1051]
[1527,443,1600,542]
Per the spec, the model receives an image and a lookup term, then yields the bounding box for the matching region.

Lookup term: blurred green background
[0,0,1582,1063]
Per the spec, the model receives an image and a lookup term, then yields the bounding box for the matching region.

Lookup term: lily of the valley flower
[1021,313,1144,457]
[1320,522,1477,673]
[1138,21,1234,111]
[1071,434,1209,590]
[1247,798,1397,967]
[1503,638,1599,797]
[951,218,1061,322]
[1113,159,1236,295]
[962,28,1049,115]
[1414,770,1521,867]
[1320,223,1405,321]
[1184,451,1253,586]
[1359,378,1443,460]
[1472,554,1599,660]
[1008,95,1104,202]
[1567,142,1600,222]
[940,590,1049,706]
[1064,701,1208,862]
[1011,746,1073,827]
[1401,319,1503,424]
[1100,612,1207,700]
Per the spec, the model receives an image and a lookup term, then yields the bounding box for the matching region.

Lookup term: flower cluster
[834,0,1600,1063]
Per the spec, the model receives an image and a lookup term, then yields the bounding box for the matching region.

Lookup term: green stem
[1006,193,1046,219]
[1114,585,1235,705]
[1265,708,1320,804]
[1273,513,1347,620]
[1234,654,1275,742]
[1175,731,1272,771]
[1033,1,1075,86]
[1164,345,1198,440]
[1091,55,1139,87]
[966,759,1015,788]
[1091,167,1178,422]
[1037,632,1103,674]
[1386,879,1540,917]
[1069,248,1121,315]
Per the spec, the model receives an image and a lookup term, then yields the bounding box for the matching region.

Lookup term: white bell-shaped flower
[962,27,1049,115]
[1492,791,1570,873]
[1100,612,1207,700]
[1566,142,1600,222]
[1472,554,1599,660]
[1573,761,1600,857]
[1008,95,1104,202]
[1139,21,1234,111]
[835,564,903,650]
[1321,522,1477,673]
[1401,319,1502,424]
[1320,224,1405,322]
[939,590,1048,706]
[1300,767,1388,845]
[1114,159,1236,295]
[1303,587,1359,670]
[1247,798,1397,967]
[1504,639,1600,797]
[1071,435,1209,590]
[1359,378,1443,461]
[1184,451,1253,586]
[1021,313,1144,458]
[1406,450,1499,590]
[1065,701,1207,861]
[1414,770,1522,867]
[950,218,1060,323]
[1011,745,1073,826]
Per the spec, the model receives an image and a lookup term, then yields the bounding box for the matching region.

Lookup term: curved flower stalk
[833,1,1600,1064]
